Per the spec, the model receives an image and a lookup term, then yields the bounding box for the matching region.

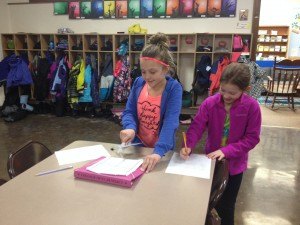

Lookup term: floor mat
[258,96,300,107]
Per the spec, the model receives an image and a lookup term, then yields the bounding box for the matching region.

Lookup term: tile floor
[0,105,299,225]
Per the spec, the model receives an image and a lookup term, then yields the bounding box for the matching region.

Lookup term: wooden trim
[7,1,51,4]
[251,0,261,61]
[28,0,74,3]
[7,2,29,5]
[29,0,53,3]
[28,0,73,3]
[259,25,289,28]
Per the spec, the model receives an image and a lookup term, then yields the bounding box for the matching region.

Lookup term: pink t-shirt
[137,84,161,148]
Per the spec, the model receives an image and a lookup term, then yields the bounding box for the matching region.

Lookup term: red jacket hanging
[209,56,230,96]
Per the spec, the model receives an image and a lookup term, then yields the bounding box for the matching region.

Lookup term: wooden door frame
[251,0,261,61]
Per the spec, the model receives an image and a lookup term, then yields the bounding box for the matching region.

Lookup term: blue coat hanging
[6,55,33,87]
[79,64,93,102]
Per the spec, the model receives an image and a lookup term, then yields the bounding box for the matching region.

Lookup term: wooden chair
[7,140,52,178]
[265,59,300,110]
[205,159,229,225]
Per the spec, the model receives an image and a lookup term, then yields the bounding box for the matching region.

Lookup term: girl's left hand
[207,150,225,161]
[141,154,161,173]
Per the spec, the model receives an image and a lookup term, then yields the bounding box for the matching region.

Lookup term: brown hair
[220,62,250,91]
[141,32,176,73]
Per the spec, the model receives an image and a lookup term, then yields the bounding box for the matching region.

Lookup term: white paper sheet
[87,157,143,176]
[165,153,212,179]
[55,144,110,165]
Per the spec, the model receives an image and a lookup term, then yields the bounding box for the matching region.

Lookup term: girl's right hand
[180,147,191,160]
[120,129,136,144]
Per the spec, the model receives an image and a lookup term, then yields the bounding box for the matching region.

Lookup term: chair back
[0,179,7,186]
[7,140,52,178]
[268,59,300,94]
[208,159,229,211]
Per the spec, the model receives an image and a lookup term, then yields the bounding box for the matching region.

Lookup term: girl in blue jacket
[121,33,183,173]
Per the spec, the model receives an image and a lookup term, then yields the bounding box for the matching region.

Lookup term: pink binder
[74,157,145,188]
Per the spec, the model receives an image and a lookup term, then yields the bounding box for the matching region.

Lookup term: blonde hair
[141,32,176,73]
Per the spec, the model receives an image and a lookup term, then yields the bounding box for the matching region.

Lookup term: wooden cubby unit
[83,34,98,52]
[1,34,14,50]
[1,32,252,106]
[14,34,27,50]
[40,34,54,51]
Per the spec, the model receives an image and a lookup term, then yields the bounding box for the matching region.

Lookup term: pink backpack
[233,35,243,52]
[242,38,250,52]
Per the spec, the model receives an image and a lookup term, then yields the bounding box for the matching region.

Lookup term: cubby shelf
[1,32,252,105]
[257,26,289,59]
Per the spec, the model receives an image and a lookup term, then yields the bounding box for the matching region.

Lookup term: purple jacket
[186,93,261,175]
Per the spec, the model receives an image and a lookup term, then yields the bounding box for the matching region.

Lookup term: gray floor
[0,105,299,225]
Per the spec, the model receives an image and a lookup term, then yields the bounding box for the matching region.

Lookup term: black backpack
[130,64,141,83]
[34,58,50,101]
[192,55,212,96]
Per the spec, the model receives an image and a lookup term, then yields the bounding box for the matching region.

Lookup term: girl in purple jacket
[180,62,262,225]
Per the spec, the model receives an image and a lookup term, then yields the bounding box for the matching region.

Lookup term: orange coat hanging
[209,56,230,96]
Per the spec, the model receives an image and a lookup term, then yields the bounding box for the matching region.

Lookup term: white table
[0,141,215,225]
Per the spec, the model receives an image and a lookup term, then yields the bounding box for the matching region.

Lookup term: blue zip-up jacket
[122,76,183,157]
[7,55,33,87]
[0,55,11,82]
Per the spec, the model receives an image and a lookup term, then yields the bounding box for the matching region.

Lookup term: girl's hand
[180,147,191,160]
[120,129,135,144]
[207,150,225,161]
[141,154,161,173]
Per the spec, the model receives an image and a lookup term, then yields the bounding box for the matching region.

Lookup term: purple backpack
[113,58,131,103]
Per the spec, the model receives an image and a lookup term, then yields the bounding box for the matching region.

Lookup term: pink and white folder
[74,157,144,188]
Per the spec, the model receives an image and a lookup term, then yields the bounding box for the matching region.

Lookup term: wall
[0,1,11,32]
[8,1,254,34]
[0,1,12,60]
[0,1,12,105]
[2,0,254,92]
[260,0,300,26]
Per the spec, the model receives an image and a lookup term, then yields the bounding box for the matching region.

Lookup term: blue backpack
[192,55,212,96]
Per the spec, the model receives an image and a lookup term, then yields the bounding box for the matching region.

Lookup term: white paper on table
[87,157,143,176]
[165,153,212,179]
[55,144,111,165]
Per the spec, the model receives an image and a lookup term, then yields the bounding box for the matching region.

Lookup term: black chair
[0,179,7,186]
[7,140,53,178]
[265,58,300,110]
[205,159,229,225]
